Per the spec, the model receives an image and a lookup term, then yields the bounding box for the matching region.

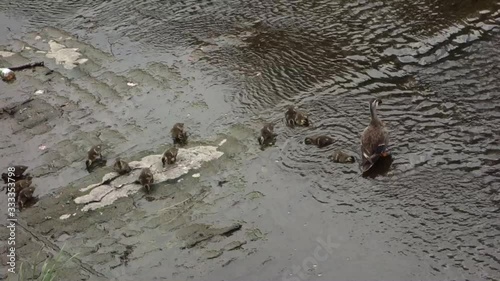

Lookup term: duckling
[113,158,132,175]
[285,106,310,127]
[2,165,29,184]
[258,123,277,147]
[18,186,36,210]
[330,150,355,163]
[360,98,389,172]
[139,168,154,193]
[304,136,335,148]
[162,147,178,167]
[9,175,33,201]
[171,123,188,145]
[85,145,103,172]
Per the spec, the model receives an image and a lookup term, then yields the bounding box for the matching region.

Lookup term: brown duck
[285,106,310,127]
[304,136,335,148]
[139,168,154,193]
[258,123,277,147]
[18,186,36,210]
[85,145,103,172]
[162,147,178,167]
[360,98,389,172]
[171,123,188,145]
[330,150,355,163]
[113,158,132,175]
[7,175,33,201]
[2,165,29,184]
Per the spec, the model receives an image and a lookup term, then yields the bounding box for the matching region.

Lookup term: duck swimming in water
[304,135,335,148]
[162,147,178,167]
[113,158,132,175]
[139,168,154,193]
[285,106,310,127]
[330,150,355,163]
[171,123,188,145]
[258,123,277,147]
[360,98,389,172]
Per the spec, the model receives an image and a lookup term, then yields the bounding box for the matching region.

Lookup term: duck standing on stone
[360,98,389,172]
[258,123,277,147]
[139,168,154,193]
[2,165,29,184]
[113,158,132,175]
[330,150,355,163]
[171,123,188,145]
[85,145,104,172]
[162,147,178,167]
[285,105,310,127]
[304,135,335,148]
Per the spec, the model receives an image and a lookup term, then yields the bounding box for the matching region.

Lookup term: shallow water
[1,0,500,280]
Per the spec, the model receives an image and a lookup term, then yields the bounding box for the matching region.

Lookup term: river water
[1,0,499,280]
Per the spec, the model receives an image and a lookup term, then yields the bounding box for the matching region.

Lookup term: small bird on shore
[162,147,178,167]
[360,98,389,172]
[2,165,29,184]
[171,123,188,145]
[18,186,36,210]
[304,135,335,148]
[258,123,277,147]
[139,168,154,193]
[330,150,355,163]
[85,145,103,172]
[285,106,310,127]
[113,158,132,175]
[11,175,33,201]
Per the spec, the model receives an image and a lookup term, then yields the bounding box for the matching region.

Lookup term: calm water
[1,0,499,280]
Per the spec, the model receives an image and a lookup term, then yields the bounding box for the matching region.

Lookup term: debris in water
[46,40,85,69]
[59,214,71,220]
[34,90,44,95]
[218,139,227,146]
[127,82,137,87]
[192,173,201,178]
[1,68,15,81]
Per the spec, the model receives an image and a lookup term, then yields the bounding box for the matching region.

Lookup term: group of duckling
[258,98,390,172]
[2,165,37,210]
[85,123,188,193]
[3,98,388,209]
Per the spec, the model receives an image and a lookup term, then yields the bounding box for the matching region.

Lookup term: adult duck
[360,98,389,172]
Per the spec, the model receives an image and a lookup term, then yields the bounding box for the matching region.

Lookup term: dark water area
[1,0,500,280]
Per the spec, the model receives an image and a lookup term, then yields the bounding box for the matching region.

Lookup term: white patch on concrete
[192,173,201,178]
[34,90,44,95]
[59,214,71,220]
[0,51,15,57]
[75,145,224,211]
[127,82,138,87]
[46,40,86,69]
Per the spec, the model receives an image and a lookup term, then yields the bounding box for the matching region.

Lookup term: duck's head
[258,136,264,146]
[304,137,314,145]
[370,98,382,109]
[300,117,310,126]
